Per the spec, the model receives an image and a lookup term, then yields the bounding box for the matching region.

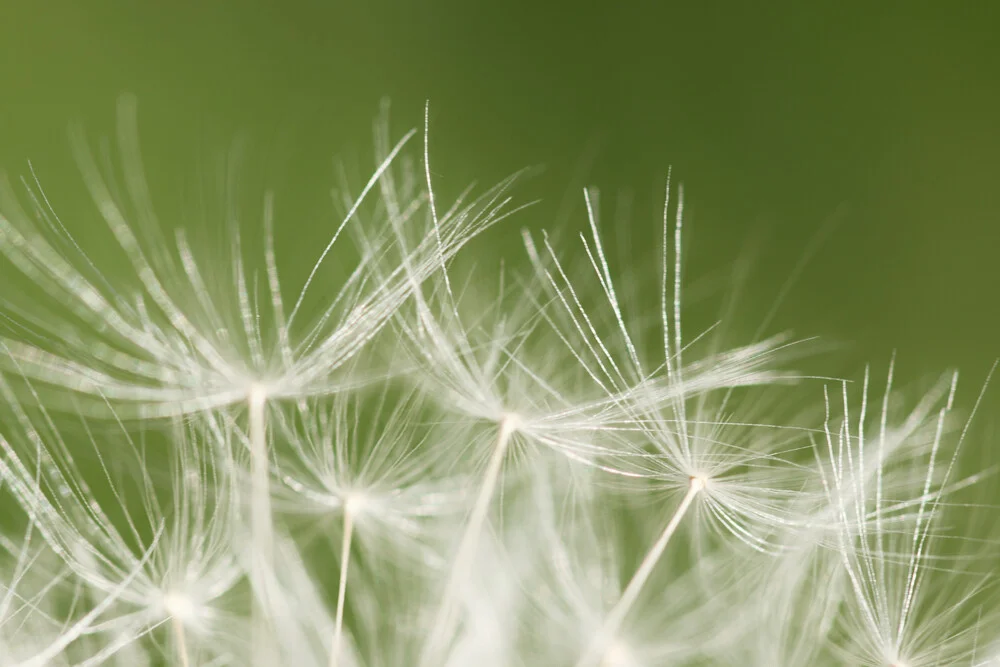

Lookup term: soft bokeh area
[2,2,997,429]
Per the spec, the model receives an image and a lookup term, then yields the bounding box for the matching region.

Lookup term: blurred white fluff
[0,97,495,421]
[815,364,998,667]
[0,101,997,667]
[0,381,247,665]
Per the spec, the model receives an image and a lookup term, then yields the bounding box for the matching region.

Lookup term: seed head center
[162,591,197,622]
[344,491,368,517]
[248,382,269,408]
[499,412,523,439]
[689,474,709,492]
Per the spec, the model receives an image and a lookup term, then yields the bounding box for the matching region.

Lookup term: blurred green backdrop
[1,1,997,392]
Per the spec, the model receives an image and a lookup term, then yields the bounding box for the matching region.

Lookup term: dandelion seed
[816,362,998,667]
[361,111,636,665]
[0,381,246,665]
[530,179,809,667]
[268,380,462,666]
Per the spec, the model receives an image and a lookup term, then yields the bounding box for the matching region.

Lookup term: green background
[1,2,997,399]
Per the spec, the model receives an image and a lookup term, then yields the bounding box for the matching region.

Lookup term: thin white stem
[330,503,356,667]
[172,616,191,667]
[248,384,275,666]
[575,477,704,667]
[249,387,273,558]
[420,414,519,666]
